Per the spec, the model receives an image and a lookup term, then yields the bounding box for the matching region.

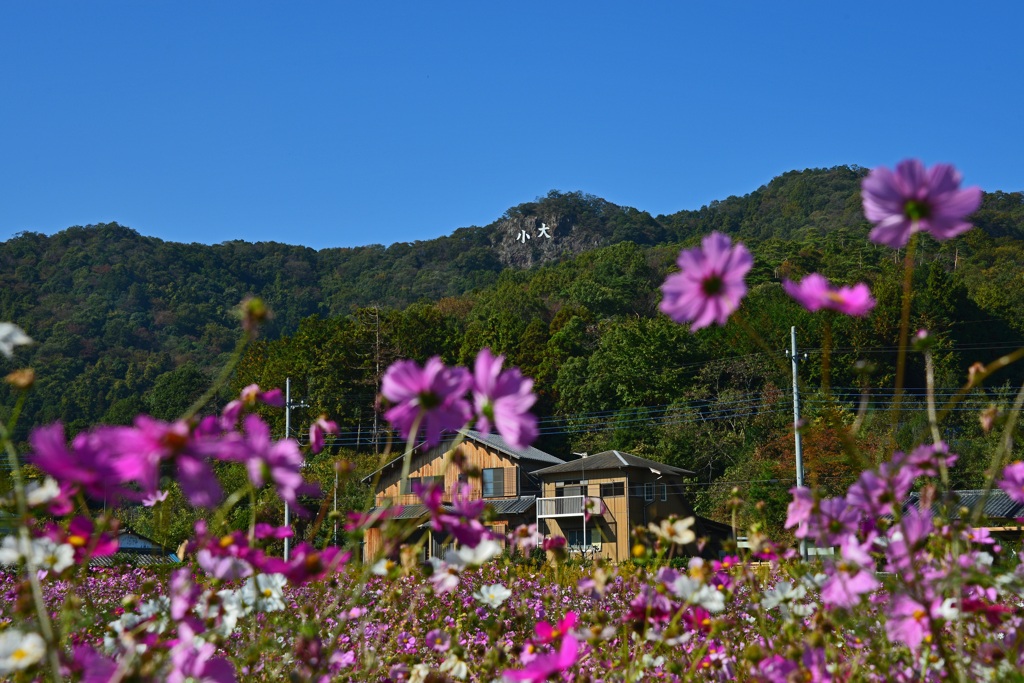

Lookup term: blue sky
[2,2,1022,251]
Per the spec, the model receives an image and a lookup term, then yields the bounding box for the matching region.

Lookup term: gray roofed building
[362,429,563,484]
[532,450,694,478]
[906,489,1024,521]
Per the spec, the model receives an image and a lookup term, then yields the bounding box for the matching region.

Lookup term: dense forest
[3,166,1024,544]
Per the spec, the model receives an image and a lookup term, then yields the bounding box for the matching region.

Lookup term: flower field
[3,159,1024,681]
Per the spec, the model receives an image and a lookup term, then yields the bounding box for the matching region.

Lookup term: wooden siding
[538,466,697,562]
[374,440,523,505]
[539,471,629,562]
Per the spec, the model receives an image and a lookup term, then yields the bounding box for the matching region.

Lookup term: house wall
[540,470,629,562]
[374,440,524,506]
[539,469,696,562]
[625,470,696,533]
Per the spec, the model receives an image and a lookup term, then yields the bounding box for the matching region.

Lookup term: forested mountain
[3,165,1024,539]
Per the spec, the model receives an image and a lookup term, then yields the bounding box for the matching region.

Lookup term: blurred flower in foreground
[862,159,981,248]
[659,232,752,331]
[783,273,875,316]
[0,629,46,674]
[472,348,538,449]
[381,357,472,447]
[0,322,32,358]
[999,461,1024,504]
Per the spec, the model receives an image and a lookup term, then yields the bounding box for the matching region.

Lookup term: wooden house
[532,450,732,561]
[360,430,565,562]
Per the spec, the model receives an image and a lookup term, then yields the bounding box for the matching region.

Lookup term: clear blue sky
[2,2,1022,251]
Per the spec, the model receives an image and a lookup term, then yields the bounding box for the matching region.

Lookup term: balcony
[536,495,606,518]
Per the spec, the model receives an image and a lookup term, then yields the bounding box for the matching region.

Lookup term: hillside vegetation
[3,166,1024,536]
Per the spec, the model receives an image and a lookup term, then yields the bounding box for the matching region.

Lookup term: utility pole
[284,377,308,561]
[787,327,807,561]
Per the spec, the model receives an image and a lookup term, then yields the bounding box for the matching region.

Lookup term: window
[644,483,654,502]
[401,475,444,495]
[555,481,581,498]
[566,528,601,546]
[599,482,625,497]
[482,468,505,498]
[661,483,668,501]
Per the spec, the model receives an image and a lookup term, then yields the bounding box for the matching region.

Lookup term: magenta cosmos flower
[783,273,875,317]
[381,356,473,447]
[472,348,538,449]
[504,632,579,682]
[862,159,982,248]
[660,232,752,331]
[999,461,1024,503]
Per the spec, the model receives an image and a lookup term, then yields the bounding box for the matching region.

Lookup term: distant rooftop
[906,489,1024,521]
[362,430,564,484]
[532,450,694,478]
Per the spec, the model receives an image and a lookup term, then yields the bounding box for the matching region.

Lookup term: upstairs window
[482,468,505,498]
[401,475,445,496]
[599,482,625,497]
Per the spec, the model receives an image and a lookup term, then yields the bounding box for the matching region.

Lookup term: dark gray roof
[461,430,564,465]
[367,496,537,520]
[362,430,564,484]
[88,553,180,567]
[532,450,694,478]
[489,496,537,515]
[906,489,1024,521]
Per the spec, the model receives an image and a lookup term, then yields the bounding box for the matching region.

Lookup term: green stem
[889,235,918,450]
[969,382,1024,529]
[183,333,251,420]
[0,401,64,683]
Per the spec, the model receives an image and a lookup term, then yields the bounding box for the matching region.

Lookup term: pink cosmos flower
[308,415,338,454]
[534,612,578,645]
[381,357,473,447]
[236,415,319,516]
[29,423,137,502]
[783,274,875,317]
[222,384,284,426]
[504,632,579,682]
[472,348,538,449]
[819,535,879,609]
[63,516,118,561]
[279,543,351,584]
[999,461,1024,504]
[168,623,237,683]
[659,232,753,331]
[885,595,932,652]
[862,159,982,248]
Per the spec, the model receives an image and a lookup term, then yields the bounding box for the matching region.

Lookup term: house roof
[532,450,694,478]
[366,495,537,520]
[906,489,1024,521]
[88,553,180,567]
[362,430,564,484]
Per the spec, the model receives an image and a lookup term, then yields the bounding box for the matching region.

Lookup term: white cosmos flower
[428,557,461,594]
[447,539,502,568]
[32,537,75,573]
[473,583,512,608]
[438,653,469,680]
[25,478,61,507]
[0,536,22,565]
[648,516,696,545]
[0,629,45,673]
[0,322,32,358]
[241,573,287,612]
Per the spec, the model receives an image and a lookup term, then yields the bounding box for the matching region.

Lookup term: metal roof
[531,450,694,478]
[88,553,181,567]
[905,489,1024,521]
[362,430,564,484]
